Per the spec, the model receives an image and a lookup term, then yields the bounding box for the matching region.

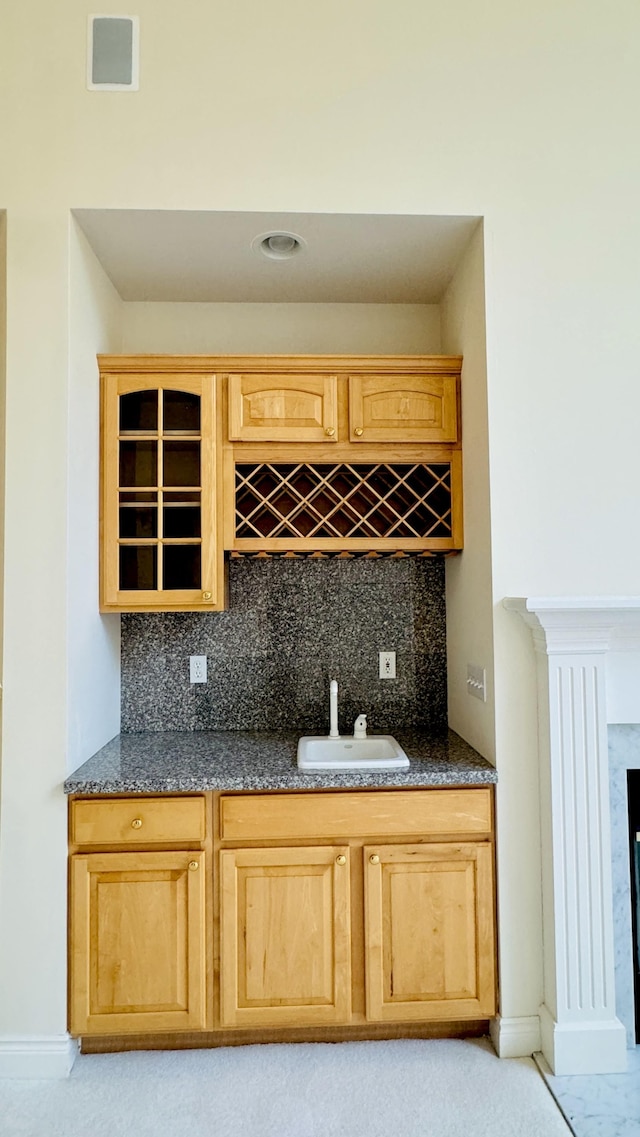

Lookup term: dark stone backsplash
[121,558,447,734]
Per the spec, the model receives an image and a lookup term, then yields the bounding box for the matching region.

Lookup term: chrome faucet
[329,679,339,738]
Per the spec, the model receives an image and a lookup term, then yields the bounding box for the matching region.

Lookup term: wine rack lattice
[235,462,452,541]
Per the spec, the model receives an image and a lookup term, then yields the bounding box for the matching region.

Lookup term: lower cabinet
[69,849,207,1035]
[219,845,352,1028]
[68,787,496,1041]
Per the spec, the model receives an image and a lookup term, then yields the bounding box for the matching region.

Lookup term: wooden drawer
[71,796,206,847]
[219,789,492,843]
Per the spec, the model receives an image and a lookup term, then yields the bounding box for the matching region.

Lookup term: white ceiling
[73,210,480,304]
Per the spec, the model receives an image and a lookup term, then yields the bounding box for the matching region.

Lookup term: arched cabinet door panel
[349,374,458,443]
[227,373,338,442]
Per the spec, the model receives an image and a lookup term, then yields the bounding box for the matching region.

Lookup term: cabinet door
[349,374,458,442]
[220,845,351,1027]
[364,843,495,1022]
[69,850,207,1035]
[101,373,222,611]
[228,373,338,442]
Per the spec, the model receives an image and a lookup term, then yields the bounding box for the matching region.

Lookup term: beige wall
[0,213,6,687]
[67,220,122,773]
[441,224,495,759]
[122,302,441,355]
[1,0,640,1053]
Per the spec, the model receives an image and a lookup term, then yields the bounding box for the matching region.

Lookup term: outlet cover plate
[189,655,207,683]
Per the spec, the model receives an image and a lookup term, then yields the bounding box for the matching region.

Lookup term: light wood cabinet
[219,845,351,1028]
[364,842,495,1022]
[228,372,338,442]
[217,787,495,1033]
[100,370,223,612]
[69,787,495,1044]
[68,793,210,1037]
[69,849,207,1035]
[348,374,458,443]
[98,355,463,610]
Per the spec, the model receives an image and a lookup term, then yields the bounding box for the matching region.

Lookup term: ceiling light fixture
[252,231,306,261]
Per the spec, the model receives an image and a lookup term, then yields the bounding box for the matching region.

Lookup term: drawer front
[220,789,492,843]
[71,796,206,847]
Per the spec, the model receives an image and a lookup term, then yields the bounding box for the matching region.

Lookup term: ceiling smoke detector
[252,231,306,261]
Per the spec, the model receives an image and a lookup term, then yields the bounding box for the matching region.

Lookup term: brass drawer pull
[202,591,212,602]
[189,861,199,871]
[369,854,380,865]
[354,427,364,437]
[131,818,143,830]
[325,427,335,437]
[335,854,347,866]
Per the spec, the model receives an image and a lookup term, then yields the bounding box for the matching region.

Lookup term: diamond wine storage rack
[99,355,463,612]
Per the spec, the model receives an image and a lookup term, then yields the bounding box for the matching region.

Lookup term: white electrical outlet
[189,655,207,684]
[466,663,486,702]
[379,651,396,680]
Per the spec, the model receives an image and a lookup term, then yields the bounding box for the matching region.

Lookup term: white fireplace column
[505,598,632,1075]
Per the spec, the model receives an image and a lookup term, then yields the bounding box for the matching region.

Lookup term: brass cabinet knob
[325,427,335,437]
[354,427,364,437]
[369,854,380,865]
[131,818,143,829]
[189,861,199,871]
[202,591,212,602]
[335,854,347,866]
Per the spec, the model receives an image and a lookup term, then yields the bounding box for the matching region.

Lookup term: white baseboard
[539,1003,627,1075]
[0,1035,78,1079]
[489,1015,541,1058]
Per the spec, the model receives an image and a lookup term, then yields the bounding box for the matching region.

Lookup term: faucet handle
[353,714,368,738]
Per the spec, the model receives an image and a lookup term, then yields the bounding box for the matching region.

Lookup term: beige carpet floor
[0,1036,572,1137]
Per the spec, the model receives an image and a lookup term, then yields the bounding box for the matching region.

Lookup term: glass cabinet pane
[119,546,157,590]
[120,390,158,431]
[163,390,200,432]
[163,545,201,590]
[119,441,157,487]
[119,507,158,539]
[163,441,200,487]
[163,506,201,539]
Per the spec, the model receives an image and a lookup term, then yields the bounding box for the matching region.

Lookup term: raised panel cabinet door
[220,845,352,1028]
[69,850,207,1035]
[100,372,222,612]
[227,373,338,442]
[364,843,495,1022]
[349,374,458,442]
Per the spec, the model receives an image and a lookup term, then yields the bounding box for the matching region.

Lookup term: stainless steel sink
[297,735,409,771]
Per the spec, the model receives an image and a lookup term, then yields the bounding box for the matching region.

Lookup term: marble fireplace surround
[505,597,640,1078]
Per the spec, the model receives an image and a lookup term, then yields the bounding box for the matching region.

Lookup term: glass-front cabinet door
[100,373,221,611]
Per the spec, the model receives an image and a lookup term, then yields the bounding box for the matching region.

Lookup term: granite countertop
[64,729,497,795]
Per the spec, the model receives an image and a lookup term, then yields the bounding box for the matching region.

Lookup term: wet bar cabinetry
[99,355,463,612]
[68,786,496,1046]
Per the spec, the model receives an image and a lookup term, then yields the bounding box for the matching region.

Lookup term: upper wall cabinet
[228,373,338,442]
[348,374,458,443]
[98,355,462,611]
[100,370,223,613]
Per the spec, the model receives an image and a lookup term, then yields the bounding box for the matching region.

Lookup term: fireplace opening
[628,771,640,1041]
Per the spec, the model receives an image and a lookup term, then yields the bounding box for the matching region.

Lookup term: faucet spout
[329,679,339,738]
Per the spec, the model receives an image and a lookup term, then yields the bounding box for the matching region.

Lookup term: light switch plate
[466,663,486,701]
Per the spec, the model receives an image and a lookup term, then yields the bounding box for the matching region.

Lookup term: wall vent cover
[87,16,139,90]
